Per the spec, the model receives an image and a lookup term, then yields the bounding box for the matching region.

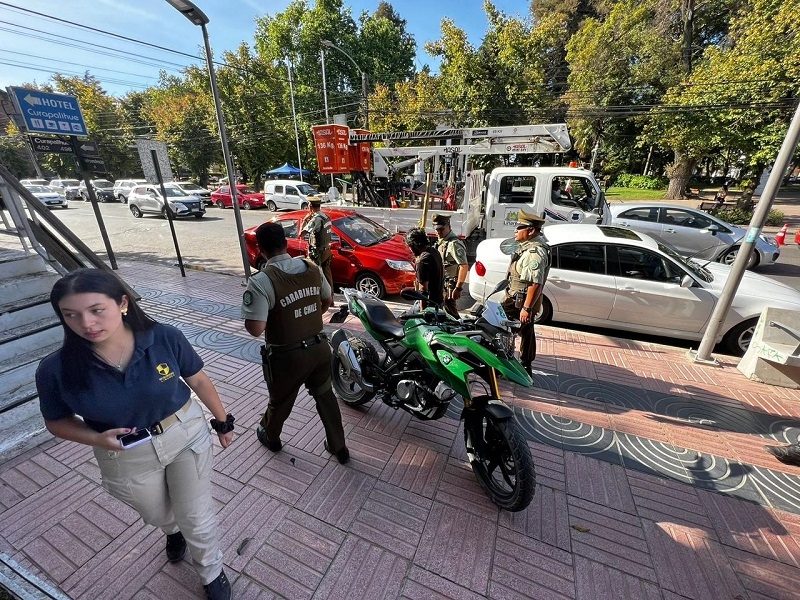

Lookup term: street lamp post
[321,40,369,129]
[164,0,251,279]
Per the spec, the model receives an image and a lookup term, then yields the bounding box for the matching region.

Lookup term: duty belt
[270,333,327,353]
[149,399,192,435]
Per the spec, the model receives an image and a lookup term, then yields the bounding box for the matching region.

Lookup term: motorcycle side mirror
[400,287,428,302]
[492,280,509,294]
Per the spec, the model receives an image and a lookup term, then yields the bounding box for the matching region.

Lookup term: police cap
[309,196,323,205]
[517,210,546,228]
[431,213,451,228]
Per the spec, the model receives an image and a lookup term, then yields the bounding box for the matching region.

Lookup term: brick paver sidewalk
[2,260,800,599]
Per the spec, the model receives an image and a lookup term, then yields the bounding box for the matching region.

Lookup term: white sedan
[469,224,800,355]
[609,203,779,269]
[23,185,68,209]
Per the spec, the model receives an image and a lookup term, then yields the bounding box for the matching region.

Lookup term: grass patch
[604,187,668,202]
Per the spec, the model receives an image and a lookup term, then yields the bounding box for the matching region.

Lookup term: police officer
[241,222,349,463]
[502,210,550,376]
[301,198,333,290]
[432,213,468,318]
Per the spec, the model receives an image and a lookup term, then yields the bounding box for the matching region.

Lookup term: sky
[0,0,531,98]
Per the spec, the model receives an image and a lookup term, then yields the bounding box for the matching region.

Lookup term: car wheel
[355,272,385,298]
[130,205,143,218]
[301,202,309,210]
[721,318,758,356]
[266,200,277,211]
[719,246,759,269]
[117,194,126,202]
[255,257,266,270]
[216,200,225,209]
[82,193,89,201]
[533,296,553,324]
[243,200,252,210]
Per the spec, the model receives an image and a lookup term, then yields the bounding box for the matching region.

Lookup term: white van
[263,179,325,211]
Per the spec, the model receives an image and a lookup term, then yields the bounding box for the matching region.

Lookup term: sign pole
[151,149,186,278]
[71,136,117,269]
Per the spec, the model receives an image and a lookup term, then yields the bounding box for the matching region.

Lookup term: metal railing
[0,164,139,300]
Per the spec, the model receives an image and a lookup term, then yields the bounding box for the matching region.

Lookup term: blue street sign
[7,87,88,136]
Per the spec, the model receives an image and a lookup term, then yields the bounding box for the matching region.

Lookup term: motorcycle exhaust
[336,339,374,392]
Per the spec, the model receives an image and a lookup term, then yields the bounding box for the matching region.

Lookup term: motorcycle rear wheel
[331,337,377,406]
[464,408,535,512]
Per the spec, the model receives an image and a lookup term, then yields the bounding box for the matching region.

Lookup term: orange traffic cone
[390,195,398,208]
[795,228,800,246]
[776,223,788,246]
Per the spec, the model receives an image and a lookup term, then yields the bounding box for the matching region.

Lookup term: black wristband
[210,413,235,434]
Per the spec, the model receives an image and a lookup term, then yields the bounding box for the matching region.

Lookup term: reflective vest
[263,260,322,345]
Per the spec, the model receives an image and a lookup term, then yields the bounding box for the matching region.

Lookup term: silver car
[128,183,205,219]
[609,203,779,269]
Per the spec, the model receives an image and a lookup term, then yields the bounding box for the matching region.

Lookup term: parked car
[49,178,81,199]
[19,179,51,187]
[171,181,212,206]
[128,183,205,219]
[113,179,149,203]
[23,184,68,209]
[211,184,266,210]
[468,224,800,355]
[244,208,416,298]
[263,180,326,211]
[78,179,115,202]
[609,203,779,269]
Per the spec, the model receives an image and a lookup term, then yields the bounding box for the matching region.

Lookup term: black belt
[270,333,327,353]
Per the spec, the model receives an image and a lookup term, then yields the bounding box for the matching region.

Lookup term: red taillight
[475,261,486,277]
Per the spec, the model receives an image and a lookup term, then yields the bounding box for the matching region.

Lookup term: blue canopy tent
[265,162,311,177]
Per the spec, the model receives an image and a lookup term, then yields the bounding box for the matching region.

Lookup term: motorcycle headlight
[386,259,415,272]
[494,332,515,356]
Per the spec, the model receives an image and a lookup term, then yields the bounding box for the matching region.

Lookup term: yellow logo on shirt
[157,363,175,382]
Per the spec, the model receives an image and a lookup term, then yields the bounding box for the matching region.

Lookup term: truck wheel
[266,200,277,211]
[355,273,385,298]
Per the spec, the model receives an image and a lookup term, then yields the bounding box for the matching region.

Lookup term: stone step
[1,272,60,307]
[0,311,60,345]
[0,253,49,280]
[0,327,61,364]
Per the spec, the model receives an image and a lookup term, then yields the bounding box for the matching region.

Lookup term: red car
[244,208,417,298]
[211,184,266,209]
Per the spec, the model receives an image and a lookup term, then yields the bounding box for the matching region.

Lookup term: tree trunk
[665,151,698,199]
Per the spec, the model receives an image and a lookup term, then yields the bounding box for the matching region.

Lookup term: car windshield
[334,214,392,247]
[26,185,52,193]
[25,180,49,185]
[179,183,203,191]
[297,184,318,195]
[656,241,713,282]
[164,187,188,197]
[94,181,113,189]
[239,188,257,194]
[55,180,79,186]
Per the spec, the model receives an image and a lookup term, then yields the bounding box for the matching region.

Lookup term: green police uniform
[432,213,468,318]
[302,209,333,289]
[241,253,345,453]
[502,212,550,368]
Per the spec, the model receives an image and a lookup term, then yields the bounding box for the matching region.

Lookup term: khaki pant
[92,398,222,585]
[261,339,346,452]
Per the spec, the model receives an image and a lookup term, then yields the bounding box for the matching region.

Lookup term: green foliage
[714,207,784,226]
[613,173,668,190]
[0,134,31,178]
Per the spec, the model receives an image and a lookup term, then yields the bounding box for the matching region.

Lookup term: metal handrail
[0,164,140,300]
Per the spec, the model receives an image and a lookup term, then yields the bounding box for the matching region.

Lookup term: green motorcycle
[329,283,535,511]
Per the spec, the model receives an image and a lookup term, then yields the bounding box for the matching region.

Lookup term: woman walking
[35,269,234,600]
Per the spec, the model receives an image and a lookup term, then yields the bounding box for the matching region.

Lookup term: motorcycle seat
[357,296,405,338]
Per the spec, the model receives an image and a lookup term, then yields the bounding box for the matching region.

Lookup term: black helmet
[405,227,429,249]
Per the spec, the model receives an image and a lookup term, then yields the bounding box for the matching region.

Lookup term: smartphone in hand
[117,429,152,449]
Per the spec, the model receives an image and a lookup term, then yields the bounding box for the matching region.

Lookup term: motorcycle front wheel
[331,337,377,406]
[464,408,535,512]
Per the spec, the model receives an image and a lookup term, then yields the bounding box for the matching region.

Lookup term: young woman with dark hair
[36,268,234,600]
